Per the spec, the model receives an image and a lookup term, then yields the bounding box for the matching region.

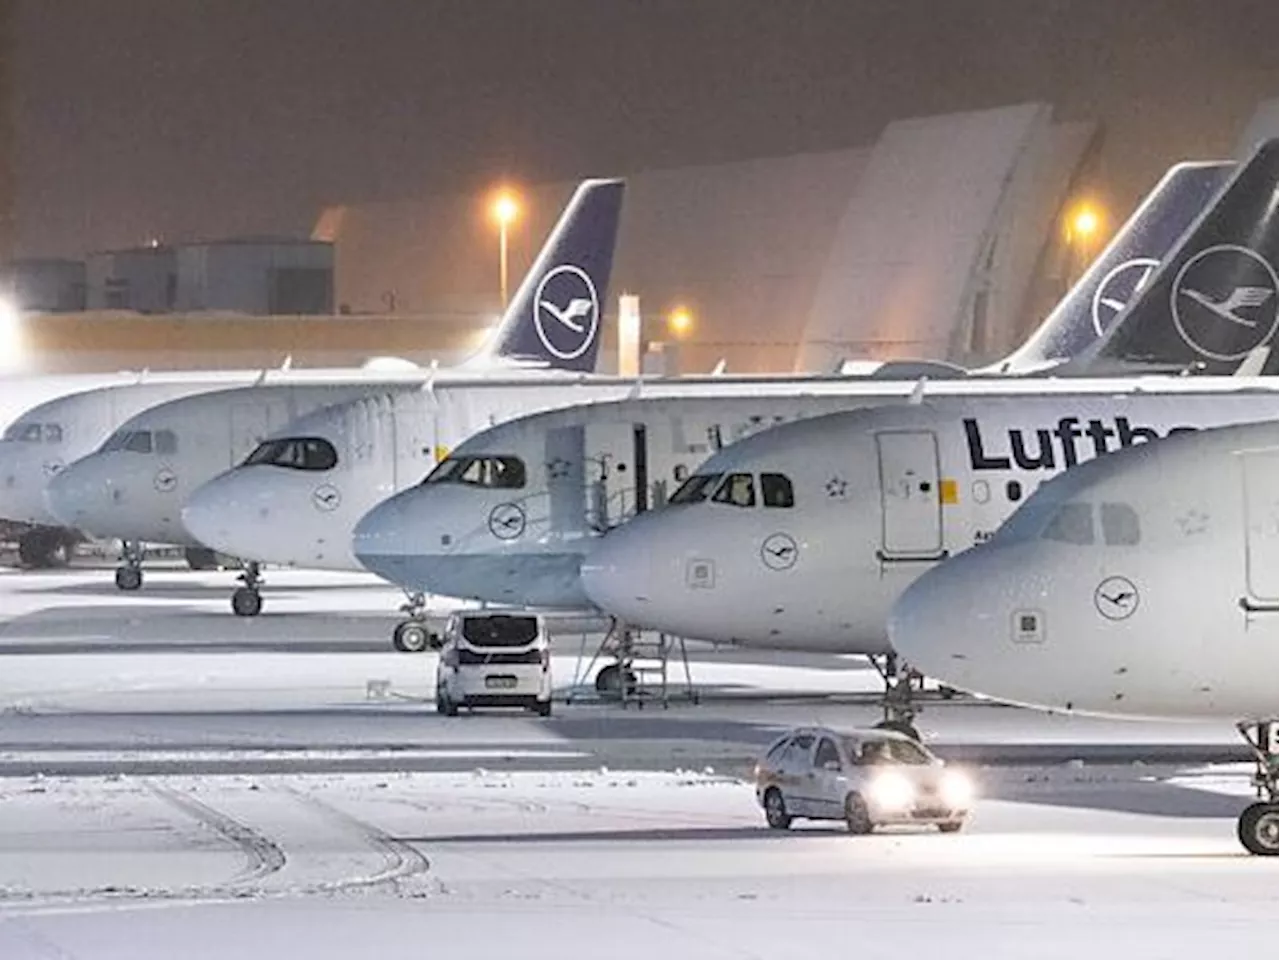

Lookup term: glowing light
[491,190,520,226]
[1068,204,1102,242]
[668,305,694,339]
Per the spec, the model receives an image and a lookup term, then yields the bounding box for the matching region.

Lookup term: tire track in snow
[143,781,287,886]
[279,786,431,893]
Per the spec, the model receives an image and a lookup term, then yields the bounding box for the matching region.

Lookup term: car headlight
[868,772,915,810]
[940,770,974,808]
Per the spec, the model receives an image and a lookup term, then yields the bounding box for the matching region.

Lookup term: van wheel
[763,788,792,830]
[844,793,874,835]
[938,820,964,833]
[534,700,552,718]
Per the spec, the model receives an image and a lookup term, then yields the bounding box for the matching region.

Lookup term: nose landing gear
[869,654,922,742]
[1236,720,1278,857]
[391,592,432,652]
[231,562,264,617]
[114,541,145,591]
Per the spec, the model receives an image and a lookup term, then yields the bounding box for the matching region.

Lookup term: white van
[434,612,553,716]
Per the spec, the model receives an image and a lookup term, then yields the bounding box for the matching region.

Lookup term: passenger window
[814,738,840,769]
[710,472,756,508]
[155,430,178,455]
[669,473,723,505]
[43,424,63,444]
[124,431,153,454]
[760,473,794,508]
[1100,502,1140,546]
[1042,501,1094,545]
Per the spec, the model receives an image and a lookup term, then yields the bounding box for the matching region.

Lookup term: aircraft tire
[231,587,262,617]
[873,719,921,742]
[1237,801,1279,856]
[114,566,143,592]
[392,621,429,653]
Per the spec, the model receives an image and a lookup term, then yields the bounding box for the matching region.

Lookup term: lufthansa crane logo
[1090,257,1160,337]
[312,484,342,512]
[1170,244,1279,361]
[533,264,600,361]
[487,502,527,541]
[1094,575,1139,621]
[153,468,178,493]
[760,532,799,571]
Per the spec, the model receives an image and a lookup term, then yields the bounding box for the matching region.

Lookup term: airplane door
[875,430,945,560]
[1240,449,1279,609]
[546,425,587,536]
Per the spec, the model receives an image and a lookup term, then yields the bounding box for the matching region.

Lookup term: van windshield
[461,615,539,647]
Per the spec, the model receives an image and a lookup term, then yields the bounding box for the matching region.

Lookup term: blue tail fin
[476,179,625,372]
[990,160,1233,374]
[1066,138,1278,376]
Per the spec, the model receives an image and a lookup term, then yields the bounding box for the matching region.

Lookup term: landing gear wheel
[874,719,921,742]
[594,663,637,697]
[114,566,142,591]
[763,788,792,830]
[938,820,965,834]
[392,621,430,653]
[1237,802,1278,856]
[844,793,874,835]
[231,586,262,617]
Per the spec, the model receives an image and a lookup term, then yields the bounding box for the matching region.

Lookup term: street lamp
[667,305,694,340]
[491,189,521,309]
[1065,201,1104,282]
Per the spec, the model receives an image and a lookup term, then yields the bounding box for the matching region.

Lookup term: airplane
[180,156,1236,624]
[353,138,1280,680]
[352,379,1276,651]
[885,420,1278,856]
[0,370,336,567]
[38,178,626,601]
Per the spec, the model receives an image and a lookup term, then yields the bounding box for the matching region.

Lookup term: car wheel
[938,820,964,834]
[1238,802,1278,856]
[844,793,874,835]
[763,788,792,830]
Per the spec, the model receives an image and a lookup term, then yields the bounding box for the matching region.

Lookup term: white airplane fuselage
[888,420,1278,721]
[576,386,1277,655]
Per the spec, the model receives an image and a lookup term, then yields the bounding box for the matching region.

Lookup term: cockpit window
[710,472,756,508]
[1041,501,1094,545]
[124,431,154,454]
[242,436,339,471]
[155,429,177,455]
[3,421,60,443]
[423,455,525,489]
[1100,502,1140,546]
[760,473,794,508]
[668,473,723,505]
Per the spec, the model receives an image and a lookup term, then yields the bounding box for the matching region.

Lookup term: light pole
[491,190,520,309]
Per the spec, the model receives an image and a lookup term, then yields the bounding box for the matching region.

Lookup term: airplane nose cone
[352,490,423,584]
[580,513,678,629]
[181,477,243,555]
[45,459,108,533]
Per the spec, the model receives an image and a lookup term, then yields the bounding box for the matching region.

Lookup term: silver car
[753,726,974,834]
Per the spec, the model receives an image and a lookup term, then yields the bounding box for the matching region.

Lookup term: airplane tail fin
[473,178,625,372]
[1063,138,1278,377]
[987,160,1233,374]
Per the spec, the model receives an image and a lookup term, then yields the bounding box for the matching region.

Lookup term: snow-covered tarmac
[0,566,1274,957]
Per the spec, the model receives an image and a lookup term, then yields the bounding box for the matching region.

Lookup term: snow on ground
[0,768,1273,960]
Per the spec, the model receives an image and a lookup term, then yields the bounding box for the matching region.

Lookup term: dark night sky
[11,0,1277,258]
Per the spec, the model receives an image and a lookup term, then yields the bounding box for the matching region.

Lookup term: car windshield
[242,437,339,471]
[848,737,932,765]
